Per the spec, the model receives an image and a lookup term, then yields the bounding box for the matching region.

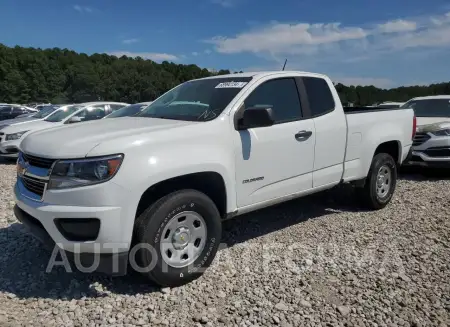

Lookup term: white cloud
[73,5,93,13]
[430,12,450,26]
[207,22,367,54]
[376,19,417,33]
[205,12,450,63]
[191,51,199,56]
[204,49,212,54]
[108,51,179,62]
[122,38,139,45]
[211,0,236,8]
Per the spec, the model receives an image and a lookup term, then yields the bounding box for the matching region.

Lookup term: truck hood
[0,116,40,128]
[20,117,198,158]
[416,117,450,126]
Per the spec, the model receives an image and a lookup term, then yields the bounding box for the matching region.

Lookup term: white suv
[403,96,450,168]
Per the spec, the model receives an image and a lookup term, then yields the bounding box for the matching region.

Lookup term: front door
[234,77,315,208]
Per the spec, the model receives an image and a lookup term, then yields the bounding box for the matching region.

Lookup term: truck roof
[195,71,330,81]
[410,95,450,101]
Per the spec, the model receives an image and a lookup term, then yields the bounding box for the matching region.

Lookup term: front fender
[112,144,237,218]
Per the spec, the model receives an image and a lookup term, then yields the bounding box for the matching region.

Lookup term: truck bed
[342,107,414,182]
[343,106,402,114]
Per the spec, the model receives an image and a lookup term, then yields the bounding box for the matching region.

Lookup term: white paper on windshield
[215,81,248,88]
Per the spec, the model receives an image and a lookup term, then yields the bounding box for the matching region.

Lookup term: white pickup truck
[14,71,415,287]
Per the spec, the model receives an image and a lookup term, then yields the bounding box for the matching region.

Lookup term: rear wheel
[134,189,222,287]
[358,153,397,210]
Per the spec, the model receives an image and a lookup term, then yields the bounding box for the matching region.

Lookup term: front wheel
[358,153,397,210]
[134,190,222,287]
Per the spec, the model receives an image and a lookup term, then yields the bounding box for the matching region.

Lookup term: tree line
[1,44,449,105]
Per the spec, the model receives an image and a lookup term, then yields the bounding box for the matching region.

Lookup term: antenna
[282,59,287,71]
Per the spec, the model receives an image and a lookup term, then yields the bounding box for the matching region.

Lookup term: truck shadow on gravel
[0,185,367,300]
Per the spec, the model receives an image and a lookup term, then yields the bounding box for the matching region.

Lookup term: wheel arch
[135,171,229,220]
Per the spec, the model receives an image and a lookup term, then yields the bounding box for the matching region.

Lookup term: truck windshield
[136,77,252,121]
[401,99,450,117]
[44,105,81,122]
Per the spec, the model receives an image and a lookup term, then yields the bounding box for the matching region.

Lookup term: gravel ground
[0,161,449,327]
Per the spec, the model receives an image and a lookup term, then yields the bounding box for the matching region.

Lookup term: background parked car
[0,105,62,129]
[0,105,37,121]
[105,101,153,118]
[0,101,128,158]
[402,95,450,168]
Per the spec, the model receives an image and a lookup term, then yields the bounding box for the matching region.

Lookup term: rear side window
[303,77,335,117]
[244,78,302,123]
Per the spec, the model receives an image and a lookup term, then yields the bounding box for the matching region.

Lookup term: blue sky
[1,0,450,88]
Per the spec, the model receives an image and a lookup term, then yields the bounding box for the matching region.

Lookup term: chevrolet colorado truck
[13,71,415,287]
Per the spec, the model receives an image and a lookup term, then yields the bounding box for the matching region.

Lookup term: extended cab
[13,71,415,287]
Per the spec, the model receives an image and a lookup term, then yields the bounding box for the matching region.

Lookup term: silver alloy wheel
[376,165,392,198]
[160,211,207,268]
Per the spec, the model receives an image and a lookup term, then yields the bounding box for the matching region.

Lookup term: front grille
[423,147,450,158]
[412,132,431,146]
[21,176,46,197]
[22,153,55,169]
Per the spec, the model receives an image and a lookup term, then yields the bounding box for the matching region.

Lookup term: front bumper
[14,205,128,275]
[13,174,140,275]
[405,133,450,168]
[403,151,450,168]
[0,138,20,158]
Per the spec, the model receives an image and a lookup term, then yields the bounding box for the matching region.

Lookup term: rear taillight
[412,115,417,140]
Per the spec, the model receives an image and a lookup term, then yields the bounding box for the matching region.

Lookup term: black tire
[134,189,222,287]
[359,153,397,210]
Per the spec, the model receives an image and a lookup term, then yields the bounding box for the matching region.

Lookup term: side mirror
[67,116,82,124]
[238,107,275,130]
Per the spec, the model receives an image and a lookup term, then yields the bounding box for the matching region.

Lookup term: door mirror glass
[239,107,274,130]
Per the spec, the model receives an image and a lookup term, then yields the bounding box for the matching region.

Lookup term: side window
[73,109,87,121]
[12,107,23,114]
[84,105,106,121]
[110,104,125,111]
[302,77,335,117]
[244,78,302,124]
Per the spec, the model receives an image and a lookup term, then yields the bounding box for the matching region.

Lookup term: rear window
[303,77,335,117]
[401,99,450,117]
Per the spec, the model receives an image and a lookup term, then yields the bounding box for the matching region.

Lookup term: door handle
[295,130,312,141]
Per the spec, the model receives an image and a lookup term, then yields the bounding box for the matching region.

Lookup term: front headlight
[48,154,124,189]
[431,129,450,136]
[6,130,29,141]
